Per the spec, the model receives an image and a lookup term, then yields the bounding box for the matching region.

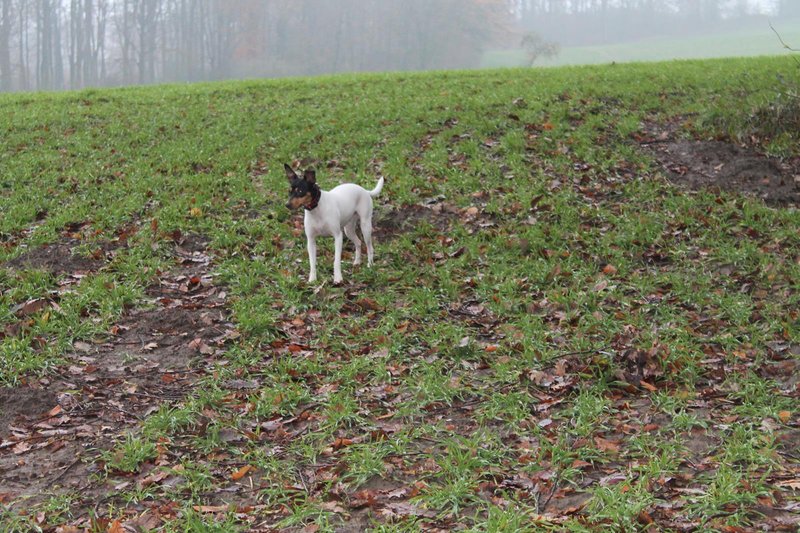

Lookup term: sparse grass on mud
[0,56,798,531]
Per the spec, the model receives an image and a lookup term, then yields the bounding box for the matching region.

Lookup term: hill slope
[0,57,798,531]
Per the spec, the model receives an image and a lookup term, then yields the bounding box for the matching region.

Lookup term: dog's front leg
[307,236,318,283]
[333,231,344,284]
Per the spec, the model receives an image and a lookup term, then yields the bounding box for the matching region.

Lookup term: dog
[284,164,384,284]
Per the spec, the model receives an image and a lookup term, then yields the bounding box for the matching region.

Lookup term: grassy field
[483,19,800,68]
[0,56,799,531]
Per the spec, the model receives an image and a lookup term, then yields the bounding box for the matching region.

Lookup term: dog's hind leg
[360,211,375,268]
[344,220,362,265]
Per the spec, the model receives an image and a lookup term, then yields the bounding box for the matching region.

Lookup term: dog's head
[284,164,320,210]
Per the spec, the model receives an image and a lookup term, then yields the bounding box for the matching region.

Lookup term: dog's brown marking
[287,193,313,210]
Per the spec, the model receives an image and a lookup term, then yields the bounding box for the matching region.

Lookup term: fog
[0,0,795,92]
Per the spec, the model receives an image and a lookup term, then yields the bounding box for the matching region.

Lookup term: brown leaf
[73,341,93,353]
[231,465,254,481]
[356,298,381,311]
[12,441,31,455]
[350,489,378,509]
[640,380,657,392]
[12,298,50,317]
[138,469,170,488]
[380,501,437,519]
[193,505,230,513]
[130,510,161,531]
[594,436,621,453]
[332,438,354,450]
[107,520,125,533]
[776,479,800,490]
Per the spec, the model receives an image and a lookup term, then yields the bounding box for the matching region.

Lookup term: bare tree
[136,0,160,84]
[1,0,512,91]
[36,0,64,90]
[521,31,560,66]
[0,0,12,90]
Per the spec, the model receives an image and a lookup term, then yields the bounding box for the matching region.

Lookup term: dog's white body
[304,178,384,283]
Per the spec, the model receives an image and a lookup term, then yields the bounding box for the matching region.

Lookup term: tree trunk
[0,0,12,91]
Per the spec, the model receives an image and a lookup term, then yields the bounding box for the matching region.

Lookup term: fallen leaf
[640,380,657,392]
[319,501,347,514]
[193,505,230,513]
[12,441,31,455]
[332,438,354,450]
[349,489,378,509]
[594,436,621,453]
[778,410,791,423]
[231,465,254,481]
[12,298,50,317]
[356,298,381,311]
[129,510,161,530]
[73,341,93,353]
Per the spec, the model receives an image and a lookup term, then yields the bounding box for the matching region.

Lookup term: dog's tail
[369,176,385,198]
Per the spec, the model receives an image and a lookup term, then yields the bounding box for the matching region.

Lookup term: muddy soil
[639,123,800,206]
[0,233,233,509]
[5,240,112,275]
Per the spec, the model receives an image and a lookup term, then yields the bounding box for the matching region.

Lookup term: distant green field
[0,57,798,531]
[484,19,800,67]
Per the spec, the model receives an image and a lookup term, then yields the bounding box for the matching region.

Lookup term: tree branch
[770,22,800,54]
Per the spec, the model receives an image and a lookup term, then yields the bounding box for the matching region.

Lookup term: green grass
[1,56,798,530]
[483,19,800,67]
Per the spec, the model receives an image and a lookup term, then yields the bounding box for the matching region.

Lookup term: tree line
[0,0,511,92]
[0,0,793,92]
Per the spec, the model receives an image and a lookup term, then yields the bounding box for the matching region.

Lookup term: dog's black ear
[303,169,316,184]
[284,163,298,182]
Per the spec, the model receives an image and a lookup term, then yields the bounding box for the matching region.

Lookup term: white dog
[285,164,384,284]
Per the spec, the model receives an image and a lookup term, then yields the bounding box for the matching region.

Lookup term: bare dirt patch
[639,123,800,206]
[0,387,57,440]
[4,240,110,275]
[374,203,457,241]
[0,234,235,510]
